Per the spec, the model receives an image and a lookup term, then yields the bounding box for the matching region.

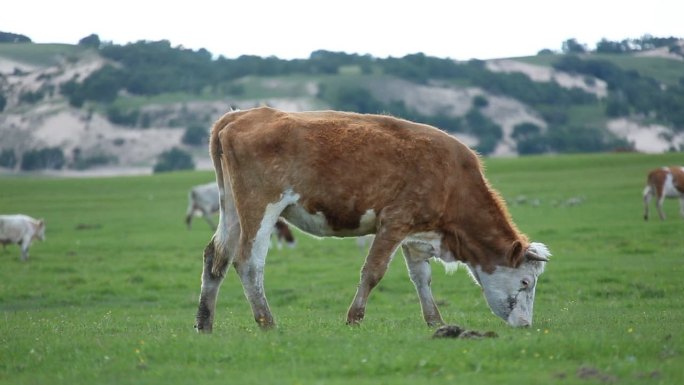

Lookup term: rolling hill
[1,38,683,176]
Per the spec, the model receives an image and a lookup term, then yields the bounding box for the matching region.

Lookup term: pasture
[1,152,682,384]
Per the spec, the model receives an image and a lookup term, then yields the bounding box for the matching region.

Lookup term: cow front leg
[401,245,444,327]
[346,230,402,325]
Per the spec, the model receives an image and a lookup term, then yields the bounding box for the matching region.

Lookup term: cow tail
[209,111,240,277]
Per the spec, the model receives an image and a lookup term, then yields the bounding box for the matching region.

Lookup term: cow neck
[443,180,527,273]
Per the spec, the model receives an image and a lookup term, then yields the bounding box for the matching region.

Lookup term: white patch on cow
[252,190,301,264]
[402,231,461,274]
[663,172,680,198]
[282,206,376,237]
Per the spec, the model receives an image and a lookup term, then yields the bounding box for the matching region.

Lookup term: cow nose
[508,316,531,328]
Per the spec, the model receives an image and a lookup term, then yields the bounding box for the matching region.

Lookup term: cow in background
[643,166,684,220]
[185,182,295,248]
[195,107,550,333]
[0,214,46,261]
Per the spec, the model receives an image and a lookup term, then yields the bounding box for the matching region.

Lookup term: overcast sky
[2,0,682,60]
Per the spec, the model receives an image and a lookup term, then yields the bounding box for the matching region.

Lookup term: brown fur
[210,107,529,273]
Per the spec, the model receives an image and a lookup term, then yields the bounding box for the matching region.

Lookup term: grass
[516,53,684,86]
[1,152,683,384]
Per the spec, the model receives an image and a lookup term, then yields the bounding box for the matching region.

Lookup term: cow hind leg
[195,180,240,332]
[401,245,444,327]
[233,191,298,328]
[195,221,239,333]
[201,209,217,230]
[643,186,653,221]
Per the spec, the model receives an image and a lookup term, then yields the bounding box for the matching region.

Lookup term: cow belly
[663,174,683,197]
[281,204,377,237]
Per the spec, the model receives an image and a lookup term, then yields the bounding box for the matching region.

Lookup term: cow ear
[507,240,524,267]
[525,242,550,262]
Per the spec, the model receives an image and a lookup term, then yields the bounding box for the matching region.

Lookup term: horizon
[2,0,683,61]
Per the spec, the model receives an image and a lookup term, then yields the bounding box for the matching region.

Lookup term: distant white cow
[185,182,295,248]
[185,182,221,229]
[0,214,46,261]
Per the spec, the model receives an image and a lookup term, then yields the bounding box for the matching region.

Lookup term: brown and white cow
[643,166,684,220]
[0,214,46,261]
[185,182,295,248]
[195,107,550,332]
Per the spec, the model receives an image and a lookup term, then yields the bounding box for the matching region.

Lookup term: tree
[561,38,587,54]
[153,148,195,173]
[0,31,31,43]
[78,34,101,49]
[0,149,17,168]
[0,93,6,112]
[512,123,547,154]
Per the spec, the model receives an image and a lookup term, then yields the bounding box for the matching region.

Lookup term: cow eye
[521,278,531,289]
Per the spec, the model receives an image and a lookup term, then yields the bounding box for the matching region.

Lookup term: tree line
[2,33,682,163]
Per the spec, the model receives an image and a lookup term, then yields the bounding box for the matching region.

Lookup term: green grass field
[1,152,683,384]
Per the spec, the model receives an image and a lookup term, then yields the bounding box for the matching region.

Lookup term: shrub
[20,147,65,171]
[472,95,489,109]
[153,147,195,173]
[0,149,17,168]
[71,150,118,170]
[182,124,209,146]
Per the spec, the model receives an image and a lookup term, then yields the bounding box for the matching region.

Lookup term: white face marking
[466,242,549,327]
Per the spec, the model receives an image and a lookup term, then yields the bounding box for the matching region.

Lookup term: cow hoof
[194,323,212,333]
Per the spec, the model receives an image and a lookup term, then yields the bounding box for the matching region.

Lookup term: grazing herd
[2,106,682,333]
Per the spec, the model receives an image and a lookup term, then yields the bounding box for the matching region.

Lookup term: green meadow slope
[1,152,682,384]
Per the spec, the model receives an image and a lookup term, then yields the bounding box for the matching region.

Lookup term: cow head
[467,242,550,327]
[34,219,46,241]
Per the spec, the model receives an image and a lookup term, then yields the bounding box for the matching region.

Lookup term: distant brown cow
[195,107,550,332]
[643,166,684,220]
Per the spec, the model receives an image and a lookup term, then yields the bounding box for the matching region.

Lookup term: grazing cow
[185,182,295,248]
[195,107,550,332]
[0,214,46,261]
[643,166,684,220]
